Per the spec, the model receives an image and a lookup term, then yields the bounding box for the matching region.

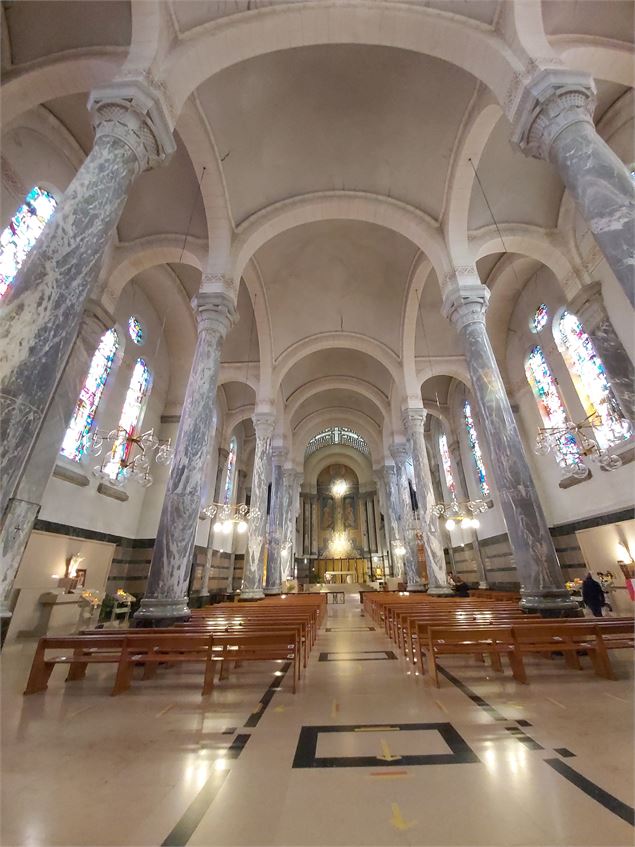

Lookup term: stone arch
[291,408,383,468]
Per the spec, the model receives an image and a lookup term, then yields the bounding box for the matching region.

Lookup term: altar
[324,570,356,584]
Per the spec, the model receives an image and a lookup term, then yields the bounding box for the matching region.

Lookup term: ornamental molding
[253,413,276,439]
[401,407,427,435]
[195,290,237,337]
[89,79,176,172]
[389,443,410,465]
[442,280,490,331]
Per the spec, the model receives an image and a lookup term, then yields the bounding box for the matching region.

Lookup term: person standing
[581,572,605,617]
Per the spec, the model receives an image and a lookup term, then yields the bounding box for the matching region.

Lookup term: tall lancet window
[525,345,580,467]
[0,186,57,299]
[555,310,630,449]
[60,328,119,461]
[105,358,151,480]
[438,433,456,496]
[224,437,238,504]
[463,400,490,498]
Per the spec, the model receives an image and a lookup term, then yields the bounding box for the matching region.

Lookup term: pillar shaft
[380,467,404,580]
[444,279,577,612]
[0,81,174,518]
[199,447,229,600]
[136,292,236,621]
[280,469,296,584]
[241,414,275,600]
[389,447,421,589]
[402,411,450,593]
[513,71,635,307]
[264,447,287,595]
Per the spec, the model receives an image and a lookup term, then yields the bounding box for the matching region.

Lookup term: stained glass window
[128,315,144,345]
[525,345,580,466]
[0,186,57,299]
[60,329,119,461]
[438,433,456,496]
[463,400,490,497]
[224,437,237,504]
[530,303,549,334]
[555,310,630,449]
[104,358,151,480]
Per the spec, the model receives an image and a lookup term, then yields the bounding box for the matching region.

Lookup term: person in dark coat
[581,572,605,617]
[451,575,470,598]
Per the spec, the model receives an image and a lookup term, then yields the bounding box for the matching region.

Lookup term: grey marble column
[241,414,274,600]
[402,410,451,594]
[427,441,457,577]
[0,300,115,619]
[227,468,247,593]
[374,471,395,575]
[264,446,287,595]
[444,278,577,613]
[279,468,296,584]
[388,447,421,590]
[0,80,175,519]
[448,440,489,588]
[199,447,229,602]
[569,281,635,422]
[136,291,236,621]
[512,70,635,307]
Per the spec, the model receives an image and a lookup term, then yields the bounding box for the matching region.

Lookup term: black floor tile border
[545,758,635,827]
[505,726,544,750]
[243,661,292,728]
[437,666,509,721]
[318,650,397,662]
[554,747,576,758]
[292,722,480,769]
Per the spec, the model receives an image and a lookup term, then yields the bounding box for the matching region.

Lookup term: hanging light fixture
[331,478,348,498]
[433,496,488,530]
[535,409,632,477]
[202,501,260,535]
[90,428,174,488]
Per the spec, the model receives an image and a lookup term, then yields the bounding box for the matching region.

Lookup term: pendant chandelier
[433,496,488,530]
[90,427,174,488]
[535,410,632,478]
[201,501,260,535]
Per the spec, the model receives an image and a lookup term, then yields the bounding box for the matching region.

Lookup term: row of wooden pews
[24,594,326,697]
[363,591,634,687]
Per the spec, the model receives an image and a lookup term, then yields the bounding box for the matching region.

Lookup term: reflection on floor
[2,594,634,846]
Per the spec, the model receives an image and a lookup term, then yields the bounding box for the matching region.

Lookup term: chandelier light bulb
[236,520,248,534]
[471,518,480,529]
[445,519,456,531]
[213,521,223,533]
[222,520,233,534]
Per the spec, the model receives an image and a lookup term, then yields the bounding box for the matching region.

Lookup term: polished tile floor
[2,596,633,846]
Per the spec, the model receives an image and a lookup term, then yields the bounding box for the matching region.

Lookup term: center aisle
[181,594,633,847]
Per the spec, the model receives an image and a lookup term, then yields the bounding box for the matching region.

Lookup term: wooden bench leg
[24,650,54,695]
[590,640,615,680]
[66,659,89,682]
[429,652,440,688]
[490,651,504,673]
[474,652,485,664]
[112,657,133,696]
[202,657,215,696]
[508,650,528,685]
[142,662,158,680]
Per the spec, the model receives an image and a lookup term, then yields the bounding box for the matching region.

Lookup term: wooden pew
[112,634,215,696]
[24,635,124,695]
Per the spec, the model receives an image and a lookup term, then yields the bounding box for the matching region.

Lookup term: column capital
[253,412,276,439]
[510,69,596,161]
[401,406,427,435]
[195,290,237,338]
[271,445,288,464]
[442,279,490,332]
[89,79,176,172]
[389,443,410,466]
[567,281,607,332]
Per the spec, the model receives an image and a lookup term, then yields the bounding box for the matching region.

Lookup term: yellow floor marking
[155,704,176,718]
[434,699,448,714]
[370,771,408,778]
[603,692,628,703]
[354,726,400,732]
[273,705,287,713]
[377,738,402,762]
[67,705,94,719]
[390,803,416,832]
[545,697,567,710]
[331,700,339,719]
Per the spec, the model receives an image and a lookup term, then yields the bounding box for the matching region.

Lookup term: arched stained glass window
[224,437,237,504]
[438,433,456,496]
[555,310,630,449]
[128,316,144,345]
[104,358,151,480]
[525,345,580,467]
[463,400,490,498]
[530,303,549,334]
[60,329,119,461]
[0,187,57,299]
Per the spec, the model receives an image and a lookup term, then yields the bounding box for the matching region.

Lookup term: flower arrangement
[115,589,135,603]
[79,589,102,608]
[565,579,583,592]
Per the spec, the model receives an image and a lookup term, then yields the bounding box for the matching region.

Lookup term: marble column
[512,70,635,307]
[0,80,175,519]
[241,414,274,600]
[264,446,287,595]
[448,440,489,588]
[227,468,247,593]
[427,441,457,577]
[569,281,635,422]
[280,468,296,584]
[199,447,229,602]
[374,471,394,575]
[444,278,577,613]
[136,291,236,621]
[402,410,451,594]
[0,299,115,619]
[388,448,421,589]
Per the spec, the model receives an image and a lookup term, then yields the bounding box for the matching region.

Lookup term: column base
[478,581,489,589]
[519,588,582,617]
[133,596,191,626]
[406,582,427,592]
[239,589,265,601]
[426,585,455,596]
[263,586,282,595]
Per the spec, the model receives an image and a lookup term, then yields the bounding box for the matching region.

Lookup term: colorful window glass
[60,329,119,461]
[530,303,549,334]
[224,437,237,504]
[128,315,144,345]
[525,345,580,466]
[463,400,490,497]
[0,186,57,299]
[555,310,630,449]
[104,359,151,479]
[438,433,456,496]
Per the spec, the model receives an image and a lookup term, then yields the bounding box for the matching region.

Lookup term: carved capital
[89,79,176,172]
[401,407,427,436]
[510,69,596,161]
[195,290,237,338]
[442,278,489,332]
[389,443,410,467]
[253,413,276,440]
[271,445,288,465]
